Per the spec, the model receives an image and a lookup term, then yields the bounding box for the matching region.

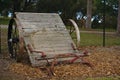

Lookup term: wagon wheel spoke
[12,42,19,59]
[70,26,75,35]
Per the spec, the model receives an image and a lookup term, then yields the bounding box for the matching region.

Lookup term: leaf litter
[9,46,120,79]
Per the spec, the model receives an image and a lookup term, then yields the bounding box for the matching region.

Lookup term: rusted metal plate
[15,12,79,66]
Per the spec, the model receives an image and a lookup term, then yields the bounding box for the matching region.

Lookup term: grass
[0,17,10,25]
[66,26,120,46]
[79,28,116,32]
[66,26,116,32]
[80,33,102,46]
[71,32,120,47]
[1,28,8,53]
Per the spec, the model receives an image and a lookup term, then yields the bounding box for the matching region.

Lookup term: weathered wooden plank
[33,43,72,48]
[16,13,63,23]
[23,30,70,36]
[31,36,72,42]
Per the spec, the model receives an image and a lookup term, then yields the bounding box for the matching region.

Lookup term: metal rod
[103,0,106,47]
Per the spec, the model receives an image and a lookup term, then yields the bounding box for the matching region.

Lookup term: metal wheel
[8,18,19,59]
[68,19,80,47]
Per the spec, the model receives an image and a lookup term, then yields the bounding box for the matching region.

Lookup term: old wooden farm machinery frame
[8,12,92,75]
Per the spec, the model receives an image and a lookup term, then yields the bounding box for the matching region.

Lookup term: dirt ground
[0,26,120,80]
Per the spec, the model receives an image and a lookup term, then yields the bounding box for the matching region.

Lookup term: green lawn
[66,26,116,32]
[66,26,120,47]
[71,32,120,47]
[0,17,10,25]
[1,28,8,52]
[79,28,116,32]
[80,33,102,46]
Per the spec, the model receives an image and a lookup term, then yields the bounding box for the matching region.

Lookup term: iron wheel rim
[8,19,19,59]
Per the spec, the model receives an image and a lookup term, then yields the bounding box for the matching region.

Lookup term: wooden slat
[16,13,63,23]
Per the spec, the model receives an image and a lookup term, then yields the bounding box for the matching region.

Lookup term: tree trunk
[117,0,120,35]
[13,0,21,12]
[86,0,92,29]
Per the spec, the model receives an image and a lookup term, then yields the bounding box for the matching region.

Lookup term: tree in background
[13,0,21,12]
[36,0,86,19]
[22,0,36,12]
[86,0,92,29]
[92,0,118,29]
[0,0,119,30]
[0,0,13,16]
[117,0,120,35]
